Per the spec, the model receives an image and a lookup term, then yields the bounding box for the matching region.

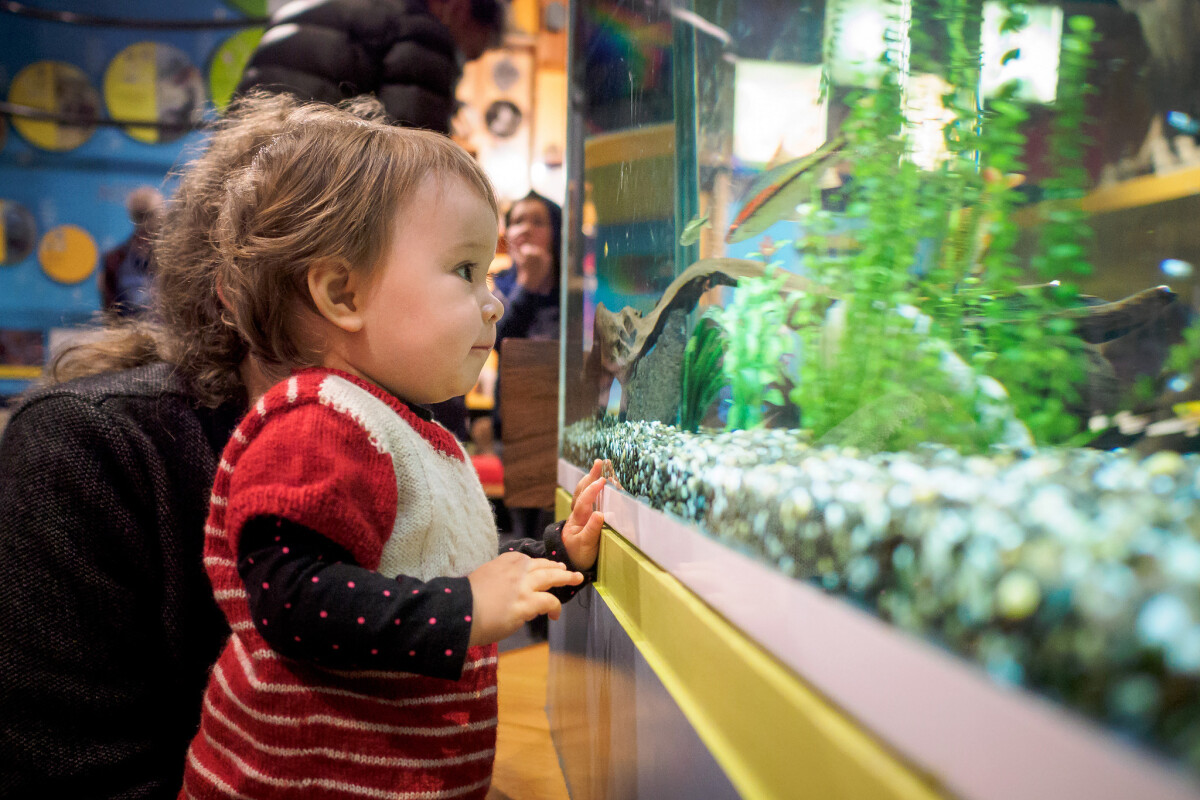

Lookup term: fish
[725,134,846,244]
[941,166,1026,276]
[758,235,777,260]
[678,213,710,246]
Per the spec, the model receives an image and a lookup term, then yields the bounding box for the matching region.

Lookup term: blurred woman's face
[505,199,553,259]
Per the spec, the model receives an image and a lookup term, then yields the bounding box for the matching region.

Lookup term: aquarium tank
[558,0,1200,776]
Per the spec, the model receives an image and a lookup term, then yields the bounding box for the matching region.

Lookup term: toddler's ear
[307,260,364,333]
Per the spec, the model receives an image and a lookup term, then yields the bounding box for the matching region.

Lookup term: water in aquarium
[558,0,1200,774]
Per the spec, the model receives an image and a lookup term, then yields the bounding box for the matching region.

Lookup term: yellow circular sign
[8,61,101,152]
[38,224,98,284]
[104,42,206,144]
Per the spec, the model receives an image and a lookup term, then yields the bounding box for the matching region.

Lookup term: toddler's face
[349,174,501,404]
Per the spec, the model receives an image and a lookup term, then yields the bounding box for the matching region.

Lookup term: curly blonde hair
[50,92,496,407]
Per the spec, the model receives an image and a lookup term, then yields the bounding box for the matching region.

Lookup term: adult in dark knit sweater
[0,362,240,798]
[0,92,604,800]
[236,0,506,135]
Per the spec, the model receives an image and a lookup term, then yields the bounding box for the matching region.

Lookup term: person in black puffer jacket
[236,0,506,135]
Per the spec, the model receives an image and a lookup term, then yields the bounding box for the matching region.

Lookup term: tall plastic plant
[776,0,1101,452]
[714,267,792,431]
[678,313,727,432]
[976,12,1098,445]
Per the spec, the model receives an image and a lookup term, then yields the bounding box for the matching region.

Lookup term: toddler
[180,102,605,799]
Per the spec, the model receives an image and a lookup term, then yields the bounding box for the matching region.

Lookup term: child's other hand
[515,244,554,293]
[564,461,606,571]
[467,554,583,646]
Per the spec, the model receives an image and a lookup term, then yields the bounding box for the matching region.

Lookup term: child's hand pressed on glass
[564,460,607,572]
[467,465,606,646]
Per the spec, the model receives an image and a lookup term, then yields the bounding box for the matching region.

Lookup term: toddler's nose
[483,290,504,324]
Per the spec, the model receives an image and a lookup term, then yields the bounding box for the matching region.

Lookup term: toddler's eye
[455,263,475,282]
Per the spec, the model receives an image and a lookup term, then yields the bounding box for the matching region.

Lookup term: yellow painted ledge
[556,489,948,800]
[0,365,42,380]
[1083,166,1200,215]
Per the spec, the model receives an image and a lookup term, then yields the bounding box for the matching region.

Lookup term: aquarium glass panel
[560,0,1200,774]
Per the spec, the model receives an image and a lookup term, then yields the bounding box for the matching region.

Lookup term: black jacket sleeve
[378,13,462,131]
[236,0,462,134]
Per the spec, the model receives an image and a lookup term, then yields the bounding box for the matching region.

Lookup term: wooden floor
[487,642,572,800]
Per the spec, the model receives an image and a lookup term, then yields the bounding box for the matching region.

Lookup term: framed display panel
[103,42,206,144]
[7,61,100,152]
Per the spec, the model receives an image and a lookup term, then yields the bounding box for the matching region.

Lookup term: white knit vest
[316,373,497,580]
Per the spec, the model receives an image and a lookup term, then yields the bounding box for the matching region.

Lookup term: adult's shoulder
[3,362,241,458]
[10,362,188,419]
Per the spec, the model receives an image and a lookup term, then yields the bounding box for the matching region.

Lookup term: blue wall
[0,0,263,395]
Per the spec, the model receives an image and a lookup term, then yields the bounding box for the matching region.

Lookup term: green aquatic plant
[782,1,1004,451]
[751,1,1104,452]
[973,13,1099,445]
[678,312,727,433]
[714,267,792,431]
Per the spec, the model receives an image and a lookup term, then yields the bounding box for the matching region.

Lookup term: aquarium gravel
[562,416,1200,772]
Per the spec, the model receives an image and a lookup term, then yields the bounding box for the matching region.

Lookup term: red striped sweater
[182,368,501,800]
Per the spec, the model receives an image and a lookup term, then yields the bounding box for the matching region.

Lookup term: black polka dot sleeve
[237,517,473,680]
[501,521,597,603]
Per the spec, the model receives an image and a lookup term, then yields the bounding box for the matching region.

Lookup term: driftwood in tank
[969,284,1188,417]
[1061,284,1179,345]
[975,283,1178,343]
[586,258,817,414]
[1025,284,1190,406]
[1083,286,1200,454]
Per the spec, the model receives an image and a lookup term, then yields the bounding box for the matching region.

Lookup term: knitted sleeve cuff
[543,521,597,582]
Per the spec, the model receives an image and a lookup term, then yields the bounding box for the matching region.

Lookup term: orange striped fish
[725,134,846,244]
